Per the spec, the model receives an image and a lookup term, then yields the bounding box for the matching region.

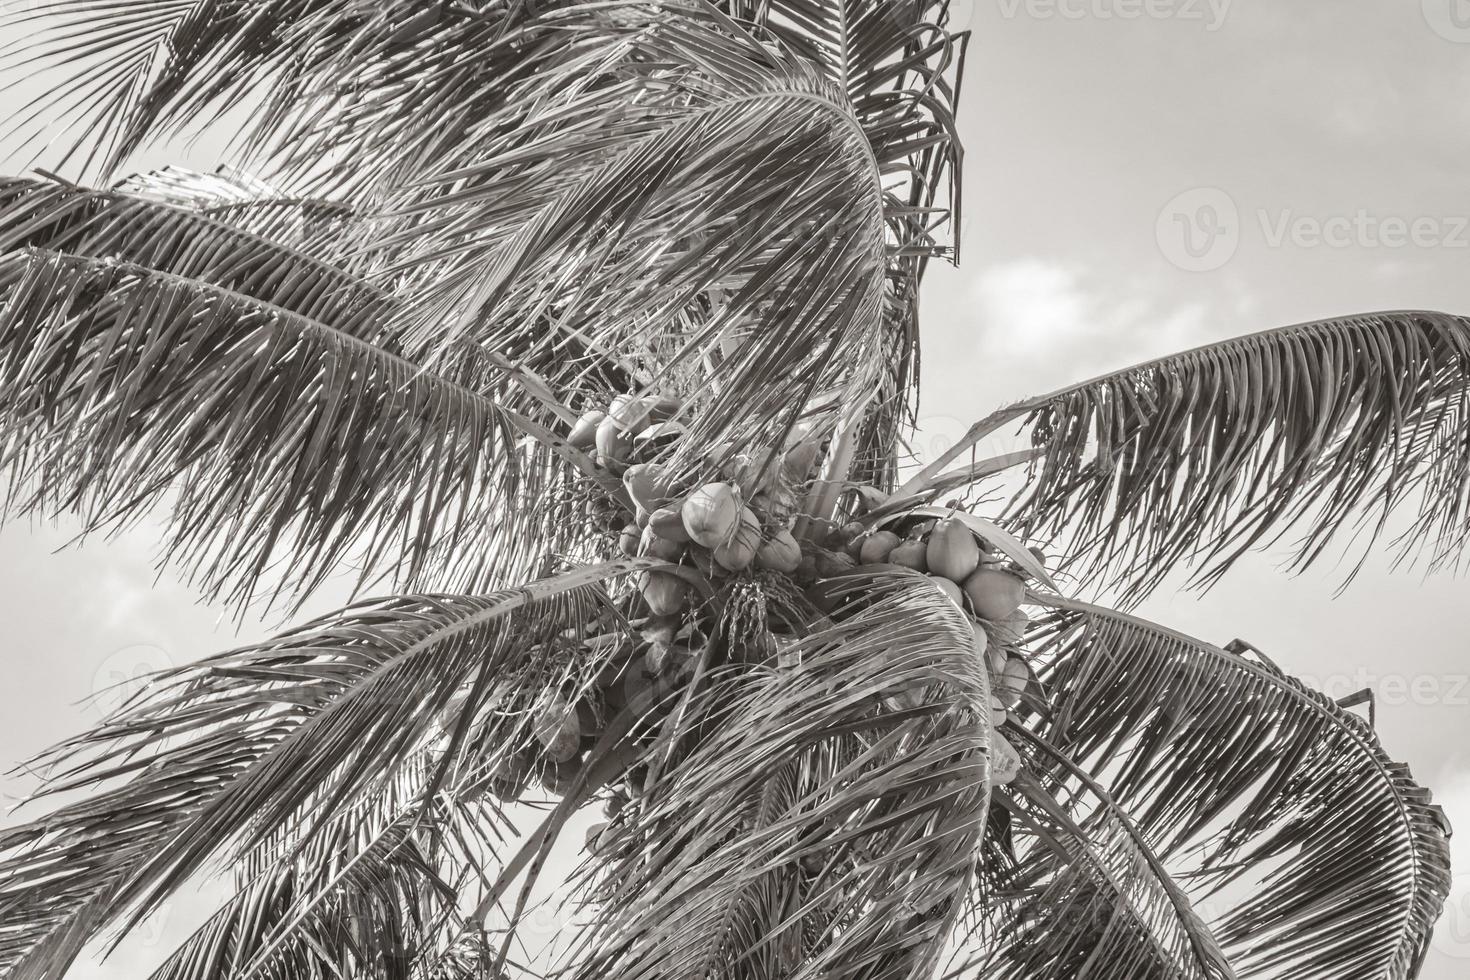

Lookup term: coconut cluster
[477,616,707,809]
[567,394,688,474]
[551,394,1042,818]
[839,513,1040,786]
[621,472,815,614]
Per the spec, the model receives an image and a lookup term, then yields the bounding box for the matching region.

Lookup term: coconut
[681,482,742,548]
[962,567,1026,621]
[990,732,1022,786]
[624,463,675,513]
[533,697,582,763]
[648,505,691,542]
[713,507,762,571]
[985,635,1008,674]
[647,641,698,680]
[929,574,965,610]
[756,527,803,573]
[585,820,610,853]
[634,420,686,457]
[859,530,902,565]
[595,414,633,468]
[568,410,605,449]
[618,523,641,557]
[540,760,582,795]
[639,525,686,561]
[927,518,980,581]
[604,792,627,819]
[889,539,928,572]
[997,656,1029,709]
[781,436,824,485]
[640,571,687,616]
[991,609,1030,646]
[971,622,989,663]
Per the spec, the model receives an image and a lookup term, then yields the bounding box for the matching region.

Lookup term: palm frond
[113,165,360,257]
[0,245,608,609]
[555,568,990,979]
[0,1,548,183]
[0,175,383,331]
[147,783,495,980]
[1017,597,1452,979]
[0,560,648,979]
[947,742,1235,980]
[937,312,1470,601]
[353,3,898,481]
[728,0,967,488]
[7,2,966,501]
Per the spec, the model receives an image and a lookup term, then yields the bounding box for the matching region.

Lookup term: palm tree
[0,1,1456,978]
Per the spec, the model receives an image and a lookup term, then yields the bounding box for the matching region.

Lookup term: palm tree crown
[0,2,1456,978]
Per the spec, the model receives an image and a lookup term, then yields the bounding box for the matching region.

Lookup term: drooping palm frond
[146,780,496,980]
[0,561,649,979]
[948,750,1235,980]
[1013,597,1452,979]
[6,1,966,504]
[555,568,991,979]
[906,312,1470,601]
[0,1,554,184]
[0,239,616,609]
[0,176,384,332]
[349,2,931,486]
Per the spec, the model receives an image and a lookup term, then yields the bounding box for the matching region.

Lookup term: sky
[1,0,1469,976]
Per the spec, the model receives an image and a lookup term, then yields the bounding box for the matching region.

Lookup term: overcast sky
[0,1,1468,976]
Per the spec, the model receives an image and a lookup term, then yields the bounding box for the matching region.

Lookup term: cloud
[967,258,1218,399]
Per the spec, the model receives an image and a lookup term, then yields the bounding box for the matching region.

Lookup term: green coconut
[756,527,803,573]
[927,518,980,581]
[568,410,605,449]
[681,482,742,549]
[859,530,902,565]
[713,507,762,571]
[962,567,1026,621]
